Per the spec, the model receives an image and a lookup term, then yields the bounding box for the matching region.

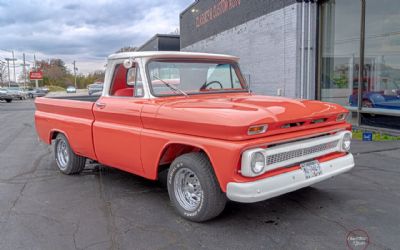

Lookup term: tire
[362,100,373,108]
[5,99,12,103]
[54,134,86,175]
[167,152,226,222]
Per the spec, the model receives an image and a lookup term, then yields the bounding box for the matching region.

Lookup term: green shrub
[46,85,65,92]
[352,129,400,141]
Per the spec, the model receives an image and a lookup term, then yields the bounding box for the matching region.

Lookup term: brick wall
[182,3,300,98]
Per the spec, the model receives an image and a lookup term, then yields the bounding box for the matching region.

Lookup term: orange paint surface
[35,93,351,192]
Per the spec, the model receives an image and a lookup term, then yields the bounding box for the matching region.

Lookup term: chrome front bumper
[227,153,355,203]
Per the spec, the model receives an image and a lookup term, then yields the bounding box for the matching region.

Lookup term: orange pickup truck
[35,52,354,222]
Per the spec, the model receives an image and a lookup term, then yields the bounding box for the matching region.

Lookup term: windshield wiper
[152,76,188,96]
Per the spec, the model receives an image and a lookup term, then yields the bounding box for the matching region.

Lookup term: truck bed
[35,96,98,160]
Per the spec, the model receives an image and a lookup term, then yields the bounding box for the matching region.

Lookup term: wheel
[167,152,226,222]
[362,100,373,108]
[28,94,33,98]
[54,134,86,175]
[5,99,12,103]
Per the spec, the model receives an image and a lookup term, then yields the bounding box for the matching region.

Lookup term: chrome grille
[266,140,340,165]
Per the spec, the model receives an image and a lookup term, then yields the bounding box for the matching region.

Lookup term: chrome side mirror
[123,58,134,69]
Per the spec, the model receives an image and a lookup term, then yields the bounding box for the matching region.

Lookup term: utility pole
[73,61,77,88]
[23,53,27,88]
[12,50,16,84]
[34,54,39,88]
[20,53,30,88]
[4,57,16,87]
[0,61,4,86]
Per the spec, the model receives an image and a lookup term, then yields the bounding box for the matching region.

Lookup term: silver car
[87,82,103,96]
[66,86,77,93]
[7,87,27,100]
[26,88,47,98]
[0,88,13,103]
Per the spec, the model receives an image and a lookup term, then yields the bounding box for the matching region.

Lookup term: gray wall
[182,3,300,98]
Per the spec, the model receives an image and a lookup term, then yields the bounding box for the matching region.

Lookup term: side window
[109,63,144,97]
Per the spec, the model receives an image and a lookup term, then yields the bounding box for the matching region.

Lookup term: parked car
[349,91,400,110]
[0,88,13,103]
[40,87,49,93]
[7,87,27,100]
[66,86,77,93]
[26,88,47,98]
[35,52,354,222]
[87,82,103,96]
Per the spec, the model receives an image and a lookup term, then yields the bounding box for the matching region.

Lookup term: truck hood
[143,93,348,141]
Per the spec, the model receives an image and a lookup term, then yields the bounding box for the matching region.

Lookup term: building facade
[180,0,400,131]
[138,34,180,52]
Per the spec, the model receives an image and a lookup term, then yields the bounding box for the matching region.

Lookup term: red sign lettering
[30,71,43,80]
[195,0,241,28]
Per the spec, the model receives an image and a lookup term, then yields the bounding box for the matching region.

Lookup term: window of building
[319,0,400,130]
[319,0,361,107]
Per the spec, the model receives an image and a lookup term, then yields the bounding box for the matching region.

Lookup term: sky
[0,0,193,79]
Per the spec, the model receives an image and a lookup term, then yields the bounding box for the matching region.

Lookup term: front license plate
[300,160,322,179]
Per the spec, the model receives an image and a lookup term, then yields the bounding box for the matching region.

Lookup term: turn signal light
[248,125,268,135]
[336,113,348,121]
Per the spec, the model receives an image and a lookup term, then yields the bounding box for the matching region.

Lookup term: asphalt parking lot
[0,100,399,250]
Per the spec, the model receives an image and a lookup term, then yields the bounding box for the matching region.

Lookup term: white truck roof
[107,51,239,61]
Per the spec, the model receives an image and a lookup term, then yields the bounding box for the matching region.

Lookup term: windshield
[147,60,247,96]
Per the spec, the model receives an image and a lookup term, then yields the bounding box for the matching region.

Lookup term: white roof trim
[107,51,239,61]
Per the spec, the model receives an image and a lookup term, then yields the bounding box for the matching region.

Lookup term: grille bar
[266,140,339,166]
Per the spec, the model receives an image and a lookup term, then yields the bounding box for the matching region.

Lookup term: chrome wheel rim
[174,168,203,211]
[56,139,69,170]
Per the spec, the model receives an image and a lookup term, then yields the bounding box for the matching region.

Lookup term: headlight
[340,132,352,152]
[250,151,266,174]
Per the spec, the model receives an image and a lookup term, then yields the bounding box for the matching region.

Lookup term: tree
[36,59,69,87]
[0,62,8,86]
[34,58,105,89]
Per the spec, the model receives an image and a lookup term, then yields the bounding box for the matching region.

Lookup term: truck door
[92,62,145,175]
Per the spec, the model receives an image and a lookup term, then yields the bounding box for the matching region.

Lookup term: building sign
[195,0,241,28]
[181,0,297,48]
[29,71,43,80]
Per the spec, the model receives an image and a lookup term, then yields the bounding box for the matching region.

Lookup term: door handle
[95,102,106,109]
